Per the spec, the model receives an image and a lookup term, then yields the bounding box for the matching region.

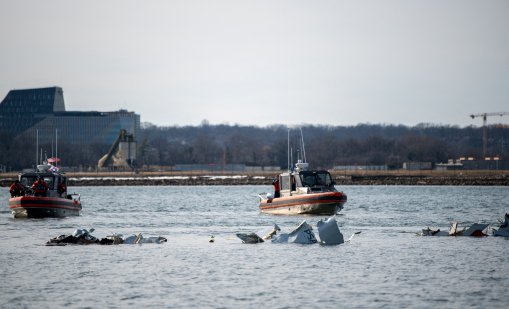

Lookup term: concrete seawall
[1,172,508,186]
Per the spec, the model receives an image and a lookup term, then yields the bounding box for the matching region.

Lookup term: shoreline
[1,170,508,186]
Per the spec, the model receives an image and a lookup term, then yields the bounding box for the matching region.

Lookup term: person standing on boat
[32,177,49,197]
[57,180,67,197]
[272,177,280,198]
[9,180,24,197]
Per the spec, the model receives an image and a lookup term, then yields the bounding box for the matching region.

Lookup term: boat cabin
[19,169,68,198]
[299,170,335,188]
[277,170,336,198]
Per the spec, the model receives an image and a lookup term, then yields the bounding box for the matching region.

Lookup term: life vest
[33,181,48,193]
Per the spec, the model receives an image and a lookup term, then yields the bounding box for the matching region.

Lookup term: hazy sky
[1,0,508,127]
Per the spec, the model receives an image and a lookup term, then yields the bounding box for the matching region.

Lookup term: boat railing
[310,186,325,192]
[258,193,273,201]
[18,186,50,197]
[22,187,34,196]
[68,193,81,202]
[297,187,311,194]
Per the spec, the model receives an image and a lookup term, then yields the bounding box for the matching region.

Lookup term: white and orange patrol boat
[259,162,347,215]
[9,164,81,218]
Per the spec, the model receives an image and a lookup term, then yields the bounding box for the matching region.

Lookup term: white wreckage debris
[271,221,318,244]
[493,213,509,237]
[237,217,360,245]
[422,221,489,237]
[122,234,168,244]
[46,228,167,246]
[317,217,344,245]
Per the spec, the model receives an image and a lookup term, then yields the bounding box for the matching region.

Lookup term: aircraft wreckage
[44,214,507,247]
[236,216,360,245]
[46,228,167,246]
[421,213,509,237]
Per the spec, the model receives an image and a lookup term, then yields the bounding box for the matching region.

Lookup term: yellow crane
[470,112,509,158]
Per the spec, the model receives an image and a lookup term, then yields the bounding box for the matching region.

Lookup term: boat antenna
[36,129,39,167]
[300,127,307,163]
[55,128,58,167]
[290,147,293,171]
[287,128,290,171]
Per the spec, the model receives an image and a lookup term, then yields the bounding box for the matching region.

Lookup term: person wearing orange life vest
[272,177,280,198]
[9,180,25,197]
[32,177,49,197]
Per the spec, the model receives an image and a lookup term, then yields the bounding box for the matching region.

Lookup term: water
[1,185,508,308]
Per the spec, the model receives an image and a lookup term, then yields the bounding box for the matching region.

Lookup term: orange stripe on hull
[259,192,346,215]
[9,196,81,211]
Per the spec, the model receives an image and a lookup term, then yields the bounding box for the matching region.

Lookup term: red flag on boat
[47,157,61,163]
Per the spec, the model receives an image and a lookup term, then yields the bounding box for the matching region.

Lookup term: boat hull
[9,196,82,218]
[259,191,346,215]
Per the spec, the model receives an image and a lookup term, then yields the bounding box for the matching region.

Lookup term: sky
[1,0,508,128]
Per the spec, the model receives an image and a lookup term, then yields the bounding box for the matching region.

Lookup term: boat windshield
[316,172,333,186]
[20,175,55,190]
[299,171,333,187]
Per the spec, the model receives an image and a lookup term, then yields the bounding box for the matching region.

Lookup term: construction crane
[470,112,509,158]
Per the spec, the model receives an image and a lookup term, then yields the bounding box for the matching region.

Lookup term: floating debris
[237,218,356,246]
[462,223,489,237]
[46,229,167,246]
[236,224,281,244]
[272,221,317,244]
[421,228,449,237]
[122,233,167,244]
[262,224,281,240]
[317,217,344,245]
[236,232,264,244]
[422,222,489,237]
[346,231,362,242]
[493,213,509,237]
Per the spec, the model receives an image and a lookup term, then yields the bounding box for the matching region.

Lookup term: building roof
[0,86,66,113]
[0,86,140,145]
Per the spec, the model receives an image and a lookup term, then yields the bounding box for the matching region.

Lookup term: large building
[0,86,140,145]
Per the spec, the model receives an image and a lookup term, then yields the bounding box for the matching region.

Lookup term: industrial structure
[0,86,140,146]
[470,112,509,158]
[97,129,136,170]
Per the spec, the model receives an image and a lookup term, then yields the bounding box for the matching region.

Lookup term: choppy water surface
[1,185,508,308]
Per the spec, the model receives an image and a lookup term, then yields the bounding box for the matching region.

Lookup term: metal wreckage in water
[236,216,361,245]
[421,213,509,237]
[46,228,167,246]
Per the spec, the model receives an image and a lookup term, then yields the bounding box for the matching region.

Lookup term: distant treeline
[1,123,508,171]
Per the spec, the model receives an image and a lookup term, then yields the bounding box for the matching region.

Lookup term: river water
[0,185,508,308]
